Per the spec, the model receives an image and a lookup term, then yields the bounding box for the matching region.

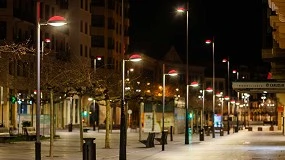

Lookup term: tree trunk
[105,99,111,148]
[49,89,54,157]
[79,96,83,151]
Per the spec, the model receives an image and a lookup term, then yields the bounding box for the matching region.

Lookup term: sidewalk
[0,125,284,160]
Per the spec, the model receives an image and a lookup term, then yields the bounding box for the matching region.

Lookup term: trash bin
[68,123,73,132]
[83,138,96,160]
[199,128,204,141]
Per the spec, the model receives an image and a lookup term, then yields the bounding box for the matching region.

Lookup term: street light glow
[176,7,185,12]
[129,54,142,62]
[47,16,67,26]
[190,81,199,87]
[205,39,212,44]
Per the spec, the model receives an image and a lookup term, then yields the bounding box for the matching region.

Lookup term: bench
[154,130,168,145]
[23,127,36,141]
[83,128,90,132]
[0,127,15,143]
[139,132,155,148]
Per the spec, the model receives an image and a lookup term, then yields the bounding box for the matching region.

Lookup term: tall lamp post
[36,1,67,159]
[190,81,213,141]
[120,54,142,160]
[224,96,230,134]
[176,1,189,145]
[162,64,178,151]
[222,58,230,135]
[205,38,215,138]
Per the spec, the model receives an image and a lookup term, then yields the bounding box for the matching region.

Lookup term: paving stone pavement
[0,125,285,160]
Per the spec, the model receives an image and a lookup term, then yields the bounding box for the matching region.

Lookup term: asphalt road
[0,125,285,160]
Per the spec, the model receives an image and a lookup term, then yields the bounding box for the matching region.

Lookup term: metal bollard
[199,128,204,141]
[68,123,73,132]
[170,126,173,141]
[83,138,96,160]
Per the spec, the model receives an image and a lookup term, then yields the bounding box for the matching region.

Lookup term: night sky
[128,0,271,75]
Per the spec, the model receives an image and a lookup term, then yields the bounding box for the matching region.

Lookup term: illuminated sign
[232,82,285,89]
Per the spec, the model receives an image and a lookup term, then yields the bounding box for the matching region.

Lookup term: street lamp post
[93,56,102,73]
[36,1,67,159]
[162,64,178,151]
[176,1,189,145]
[222,58,230,135]
[205,38,215,138]
[190,82,213,141]
[120,54,141,160]
[224,96,230,134]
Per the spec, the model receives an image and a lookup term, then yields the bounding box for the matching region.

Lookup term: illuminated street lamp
[35,1,67,159]
[176,2,189,145]
[120,54,142,159]
[162,64,178,151]
[94,56,102,72]
[205,38,215,138]
[41,38,51,60]
[222,58,230,135]
[191,81,213,141]
[224,95,230,134]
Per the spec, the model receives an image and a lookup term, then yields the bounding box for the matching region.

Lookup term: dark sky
[128,0,271,74]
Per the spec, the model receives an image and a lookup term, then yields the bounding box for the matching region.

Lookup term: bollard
[68,123,73,132]
[170,126,173,141]
[83,138,96,160]
[206,127,210,136]
[220,128,224,136]
[93,122,96,131]
[199,128,204,141]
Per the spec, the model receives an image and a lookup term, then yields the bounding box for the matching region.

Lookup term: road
[0,125,284,160]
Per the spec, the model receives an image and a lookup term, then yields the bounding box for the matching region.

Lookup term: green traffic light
[10,96,17,104]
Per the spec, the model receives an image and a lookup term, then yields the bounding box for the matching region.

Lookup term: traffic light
[10,95,17,104]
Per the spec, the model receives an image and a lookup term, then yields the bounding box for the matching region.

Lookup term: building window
[91,15,104,27]
[85,46,87,57]
[0,0,7,8]
[81,0,83,8]
[9,60,14,75]
[91,0,104,7]
[91,35,104,47]
[0,21,6,40]
[85,0,88,10]
[17,60,22,76]
[45,5,50,21]
[59,0,68,9]
[80,44,83,56]
[80,21,83,32]
[108,37,114,49]
[108,18,114,29]
[23,62,28,77]
[108,0,115,9]
[85,22,88,34]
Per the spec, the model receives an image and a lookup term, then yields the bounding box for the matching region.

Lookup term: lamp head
[224,96,230,101]
[129,54,142,62]
[167,70,178,76]
[190,81,199,87]
[176,7,185,13]
[205,39,212,44]
[206,87,213,92]
[47,16,67,26]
